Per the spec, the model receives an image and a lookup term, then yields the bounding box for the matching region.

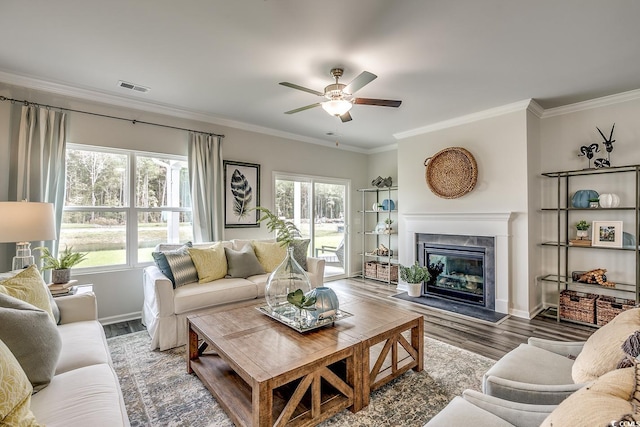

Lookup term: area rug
[107,330,494,427]
[392,292,509,324]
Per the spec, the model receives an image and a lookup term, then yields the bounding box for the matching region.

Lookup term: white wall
[397,108,534,317]
[0,83,369,323]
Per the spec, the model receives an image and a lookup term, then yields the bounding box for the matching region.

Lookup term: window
[61,145,192,270]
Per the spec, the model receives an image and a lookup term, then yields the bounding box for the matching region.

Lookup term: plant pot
[52,268,71,284]
[407,282,423,298]
[576,229,589,239]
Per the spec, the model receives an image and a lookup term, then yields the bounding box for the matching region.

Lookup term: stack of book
[569,239,592,247]
[48,279,78,297]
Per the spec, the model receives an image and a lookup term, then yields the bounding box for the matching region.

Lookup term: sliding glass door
[274,173,349,280]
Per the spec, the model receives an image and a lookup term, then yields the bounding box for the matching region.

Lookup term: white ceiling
[1,0,640,152]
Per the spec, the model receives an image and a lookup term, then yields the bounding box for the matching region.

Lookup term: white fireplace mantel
[401,212,513,314]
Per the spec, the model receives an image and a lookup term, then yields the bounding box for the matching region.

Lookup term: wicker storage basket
[365,261,379,279]
[596,296,636,326]
[377,263,398,282]
[559,290,598,324]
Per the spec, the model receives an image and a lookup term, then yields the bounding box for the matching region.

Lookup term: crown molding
[0,70,367,153]
[541,88,640,118]
[393,99,534,140]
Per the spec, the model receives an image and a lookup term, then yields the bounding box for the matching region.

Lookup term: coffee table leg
[187,322,198,374]
[253,381,272,427]
[352,344,365,412]
[411,318,424,372]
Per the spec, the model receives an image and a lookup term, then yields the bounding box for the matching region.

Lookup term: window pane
[137,211,193,263]
[65,149,128,207]
[275,179,311,238]
[59,211,127,267]
[136,156,190,208]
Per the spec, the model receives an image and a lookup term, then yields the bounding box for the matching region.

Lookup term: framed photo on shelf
[223,160,260,228]
[591,220,623,248]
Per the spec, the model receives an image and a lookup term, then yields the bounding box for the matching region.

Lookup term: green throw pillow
[0,292,62,392]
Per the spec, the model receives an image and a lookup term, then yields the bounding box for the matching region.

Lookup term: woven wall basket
[424,147,478,199]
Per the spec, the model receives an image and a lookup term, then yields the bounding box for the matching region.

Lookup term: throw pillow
[152,242,198,288]
[252,241,287,273]
[542,365,640,426]
[290,239,310,271]
[0,338,41,426]
[572,308,640,383]
[0,293,62,392]
[0,270,59,324]
[188,243,227,283]
[224,246,265,278]
[0,265,55,322]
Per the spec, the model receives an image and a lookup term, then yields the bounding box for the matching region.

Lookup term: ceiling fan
[279,68,402,122]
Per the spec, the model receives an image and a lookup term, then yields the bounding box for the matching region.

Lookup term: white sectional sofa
[29,291,129,426]
[142,239,325,351]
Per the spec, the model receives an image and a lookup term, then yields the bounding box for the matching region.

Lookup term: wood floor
[103,277,595,361]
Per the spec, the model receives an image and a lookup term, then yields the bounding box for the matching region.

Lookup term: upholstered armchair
[424,389,556,427]
[482,337,587,405]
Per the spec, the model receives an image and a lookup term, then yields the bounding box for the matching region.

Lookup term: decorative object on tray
[256,207,312,312]
[399,261,430,298]
[36,245,88,284]
[381,199,395,211]
[571,189,599,208]
[599,193,620,208]
[575,268,615,287]
[256,305,353,333]
[305,287,339,321]
[575,220,590,240]
[371,176,393,188]
[595,123,615,167]
[286,288,316,326]
[424,147,477,199]
[591,220,623,248]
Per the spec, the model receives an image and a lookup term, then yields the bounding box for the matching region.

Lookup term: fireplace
[417,234,496,310]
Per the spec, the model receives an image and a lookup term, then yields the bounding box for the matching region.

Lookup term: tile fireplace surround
[402,212,512,315]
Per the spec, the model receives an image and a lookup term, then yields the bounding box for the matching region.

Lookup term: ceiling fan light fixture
[321,99,353,116]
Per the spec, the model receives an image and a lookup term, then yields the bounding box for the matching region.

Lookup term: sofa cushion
[0,293,62,392]
[152,242,198,288]
[246,273,270,297]
[252,241,287,272]
[572,308,640,383]
[290,239,310,270]
[224,245,264,278]
[0,338,40,426]
[55,321,111,375]
[0,265,55,321]
[542,365,640,426]
[31,364,129,427]
[173,278,258,315]
[188,243,228,283]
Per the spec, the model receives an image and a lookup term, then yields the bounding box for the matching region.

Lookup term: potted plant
[575,220,590,240]
[399,261,430,298]
[384,217,394,234]
[36,245,88,284]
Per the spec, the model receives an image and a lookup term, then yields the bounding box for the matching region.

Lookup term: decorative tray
[257,305,353,333]
[424,147,478,199]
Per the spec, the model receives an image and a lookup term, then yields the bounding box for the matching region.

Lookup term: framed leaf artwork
[223,160,260,228]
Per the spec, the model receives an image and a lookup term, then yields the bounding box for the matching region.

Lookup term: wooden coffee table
[187,297,423,427]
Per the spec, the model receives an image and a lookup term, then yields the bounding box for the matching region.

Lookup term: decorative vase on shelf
[576,229,590,239]
[265,246,312,315]
[599,193,620,208]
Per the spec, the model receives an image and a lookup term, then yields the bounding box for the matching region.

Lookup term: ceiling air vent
[117,80,150,93]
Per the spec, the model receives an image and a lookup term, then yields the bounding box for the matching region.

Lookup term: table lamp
[0,201,57,270]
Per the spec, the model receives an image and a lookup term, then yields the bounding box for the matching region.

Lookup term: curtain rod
[0,96,225,139]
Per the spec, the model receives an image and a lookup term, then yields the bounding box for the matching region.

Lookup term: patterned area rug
[107,330,494,427]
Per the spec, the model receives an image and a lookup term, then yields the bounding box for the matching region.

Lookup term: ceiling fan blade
[354,98,402,107]
[340,111,352,122]
[343,71,377,95]
[279,82,324,97]
[284,103,321,114]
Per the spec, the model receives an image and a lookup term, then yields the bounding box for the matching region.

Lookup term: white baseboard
[99,311,142,326]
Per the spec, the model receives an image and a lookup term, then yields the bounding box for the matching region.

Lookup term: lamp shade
[321,100,353,116]
[0,202,57,243]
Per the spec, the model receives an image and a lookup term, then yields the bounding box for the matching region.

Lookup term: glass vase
[265,246,312,316]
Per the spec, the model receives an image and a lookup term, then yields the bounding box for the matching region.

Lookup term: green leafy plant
[576,220,590,231]
[286,289,316,311]
[384,217,394,225]
[399,261,431,284]
[255,206,302,247]
[36,245,88,270]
